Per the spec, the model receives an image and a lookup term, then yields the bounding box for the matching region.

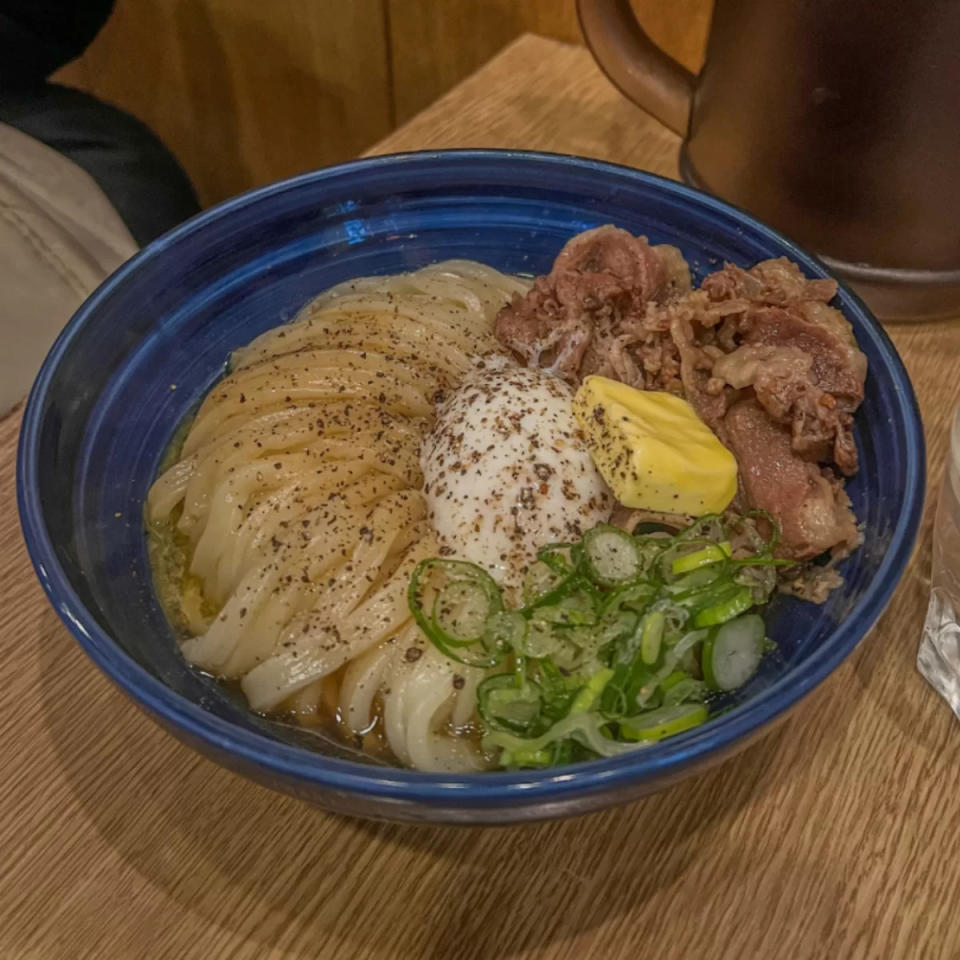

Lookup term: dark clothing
[0,0,200,245]
[0,0,114,86]
[0,84,201,246]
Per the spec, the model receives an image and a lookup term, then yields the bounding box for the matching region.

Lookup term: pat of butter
[572,376,738,515]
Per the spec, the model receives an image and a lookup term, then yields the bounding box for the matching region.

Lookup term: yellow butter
[572,376,738,515]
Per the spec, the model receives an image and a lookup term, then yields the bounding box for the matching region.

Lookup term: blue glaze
[17,151,924,823]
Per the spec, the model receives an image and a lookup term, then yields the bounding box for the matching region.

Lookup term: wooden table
[2,34,960,960]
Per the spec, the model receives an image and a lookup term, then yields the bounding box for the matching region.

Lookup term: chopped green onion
[570,668,614,713]
[671,543,729,576]
[662,676,707,706]
[732,556,794,568]
[602,581,657,616]
[523,560,561,602]
[597,608,639,647]
[522,561,581,609]
[663,564,725,597]
[537,543,577,570]
[640,610,665,665]
[434,580,493,645]
[583,525,642,586]
[534,592,597,627]
[477,674,543,734]
[620,703,708,742]
[484,710,640,759]
[660,670,690,692]
[519,619,569,659]
[411,512,783,769]
[485,610,527,655]
[501,746,553,768]
[692,585,754,627]
[531,659,581,721]
[636,628,707,708]
[407,559,504,667]
[702,614,765,692]
[599,663,631,718]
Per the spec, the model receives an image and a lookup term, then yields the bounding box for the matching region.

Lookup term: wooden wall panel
[56,0,393,206]
[53,0,712,205]
[388,0,713,123]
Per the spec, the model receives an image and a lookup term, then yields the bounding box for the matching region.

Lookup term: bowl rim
[17,148,926,807]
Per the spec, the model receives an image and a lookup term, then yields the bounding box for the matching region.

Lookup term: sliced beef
[721,399,860,560]
[550,224,666,303]
[493,275,593,380]
[701,261,867,474]
[701,257,838,306]
[665,304,729,426]
[494,225,690,383]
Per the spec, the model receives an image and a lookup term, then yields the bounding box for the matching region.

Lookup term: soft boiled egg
[572,375,738,516]
[421,363,614,590]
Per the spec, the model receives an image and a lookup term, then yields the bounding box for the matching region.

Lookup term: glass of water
[918,406,960,714]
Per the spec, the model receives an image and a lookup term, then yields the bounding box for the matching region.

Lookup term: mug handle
[577,0,696,135]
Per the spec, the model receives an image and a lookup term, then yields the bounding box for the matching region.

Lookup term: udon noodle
[148,261,530,771]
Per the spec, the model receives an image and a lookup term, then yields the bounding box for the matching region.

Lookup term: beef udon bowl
[17,151,924,823]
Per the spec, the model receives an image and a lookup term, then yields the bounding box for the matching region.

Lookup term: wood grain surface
[4,34,960,960]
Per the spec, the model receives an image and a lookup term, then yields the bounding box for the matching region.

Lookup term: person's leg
[0,120,138,412]
[0,83,200,246]
[0,0,203,412]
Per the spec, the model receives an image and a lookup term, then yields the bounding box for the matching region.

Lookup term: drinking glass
[919,407,960,712]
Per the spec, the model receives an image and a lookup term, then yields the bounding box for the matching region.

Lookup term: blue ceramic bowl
[17,150,924,823]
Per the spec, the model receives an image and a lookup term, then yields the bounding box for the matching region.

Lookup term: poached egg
[421,363,613,589]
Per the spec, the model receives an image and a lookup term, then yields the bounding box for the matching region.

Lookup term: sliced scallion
[569,667,614,713]
[583,525,643,586]
[671,543,729,576]
[620,703,708,742]
[411,512,783,769]
[640,610,665,665]
[692,585,754,627]
[701,614,765,692]
[477,674,543,734]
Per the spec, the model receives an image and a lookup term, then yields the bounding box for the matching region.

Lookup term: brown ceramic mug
[577,0,960,320]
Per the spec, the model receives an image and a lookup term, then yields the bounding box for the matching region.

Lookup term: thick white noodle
[148,260,528,772]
